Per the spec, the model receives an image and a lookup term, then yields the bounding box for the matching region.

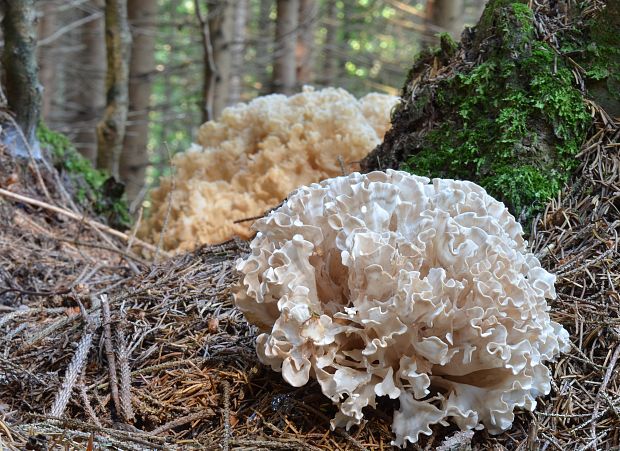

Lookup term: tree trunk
[72,0,106,163]
[296,0,317,87]
[321,0,338,87]
[37,1,56,123]
[272,0,299,95]
[1,0,41,156]
[362,0,617,224]
[35,5,78,144]
[119,0,157,203]
[210,0,233,118]
[195,0,216,122]
[427,0,465,39]
[96,0,131,180]
[227,0,247,107]
[195,0,233,121]
[42,0,106,163]
[256,0,273,93]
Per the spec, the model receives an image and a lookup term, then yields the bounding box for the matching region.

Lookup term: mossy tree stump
[362,0,619,224]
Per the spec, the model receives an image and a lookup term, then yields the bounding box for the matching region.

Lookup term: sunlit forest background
[34,0,485,206]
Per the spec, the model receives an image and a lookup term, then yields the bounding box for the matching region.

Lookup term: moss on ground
[37,124,130,227]
[401,2,591,220]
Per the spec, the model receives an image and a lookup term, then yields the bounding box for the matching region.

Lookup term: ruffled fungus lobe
[235,170,570,446]
[141,87,397,251]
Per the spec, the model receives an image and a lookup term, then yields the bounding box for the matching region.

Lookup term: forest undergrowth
[0,103,618,450]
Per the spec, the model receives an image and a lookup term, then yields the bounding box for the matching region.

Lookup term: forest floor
[0,110,619,450]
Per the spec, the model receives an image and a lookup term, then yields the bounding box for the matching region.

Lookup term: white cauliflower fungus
[235,170,570,447]
[142,87,398,251]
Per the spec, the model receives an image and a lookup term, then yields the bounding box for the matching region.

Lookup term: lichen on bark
[361,0,612,224]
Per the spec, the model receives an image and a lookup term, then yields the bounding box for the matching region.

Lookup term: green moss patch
[401,2,591,221]
[37,124,130,228]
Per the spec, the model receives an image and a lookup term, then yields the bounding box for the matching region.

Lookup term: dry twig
[0,187,165,256]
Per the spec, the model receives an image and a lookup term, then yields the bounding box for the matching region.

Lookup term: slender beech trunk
[297,0,317,87]
[228,0,248,107]
[1,0,41,154]
[427,0,465,39]
[37,1,56,122]
[272,0,299,94]
[321,0,338,87]
[195,0,233,121]
[120,0,157,202]
[209,1,233,118]
[72,0,106,163]
[256,0,272,93]
[195,0,215,122]
[37,5,78,140]
[96,0,131,180]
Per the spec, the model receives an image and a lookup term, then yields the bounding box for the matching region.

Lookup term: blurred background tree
[1,0,485,206]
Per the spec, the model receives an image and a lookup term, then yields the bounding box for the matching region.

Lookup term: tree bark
[96,0,131,180]
[209,0,233,118]
[34,1,105,161]
[72,0,106,163]
[321,0,338,87]
[256,0,273,93]
[35,4,77,145]
[427,0,465,39]
[296,0,317,87]
[227,0,247,107]
[195,0,216,122]
[195,0,233,121]
[119,0,157,202]
[37,1,56,123]
[272,0,299,95]
[1,0,41,155]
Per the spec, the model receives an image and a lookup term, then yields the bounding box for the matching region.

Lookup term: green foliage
[403,2,591,221]
[146,0,203,185]
[37,124,130,227]
[337,1,420,94]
